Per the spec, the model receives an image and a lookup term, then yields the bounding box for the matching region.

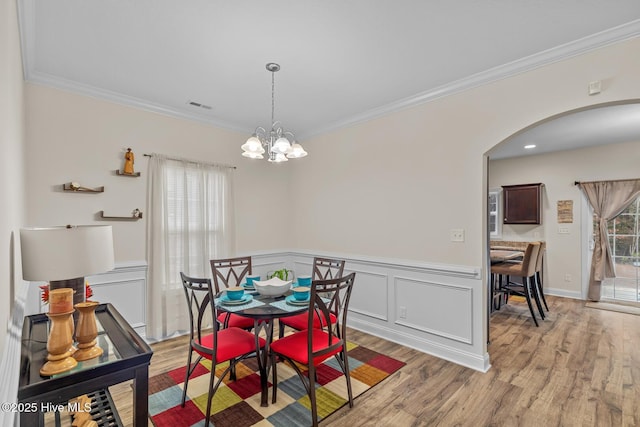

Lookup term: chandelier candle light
[241,63,308,162]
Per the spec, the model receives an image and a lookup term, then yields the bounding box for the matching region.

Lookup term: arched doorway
[484,100,640,340]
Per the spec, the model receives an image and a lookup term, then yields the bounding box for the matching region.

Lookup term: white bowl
[253,277,292,297]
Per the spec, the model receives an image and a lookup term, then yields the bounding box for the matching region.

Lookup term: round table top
[215,291,308,321]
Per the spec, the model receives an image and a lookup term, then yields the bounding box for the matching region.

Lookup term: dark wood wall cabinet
[502,183,543,224]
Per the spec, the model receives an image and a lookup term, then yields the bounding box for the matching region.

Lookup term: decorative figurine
[123,148,135,175]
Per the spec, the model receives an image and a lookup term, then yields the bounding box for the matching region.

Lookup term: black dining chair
[270,272,356,427]
[180,272,265,426]
[278,257,345,338]
[210,256,256,330]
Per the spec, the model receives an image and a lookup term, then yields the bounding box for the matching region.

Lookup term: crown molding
[17,0,640,141]
[25,71,251,135]
[299,20,640,140]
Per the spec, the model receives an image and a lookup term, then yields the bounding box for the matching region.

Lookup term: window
[147,155,235,339]
[600,197,640,302]
[164,160,233,284]
[489,189,502,238]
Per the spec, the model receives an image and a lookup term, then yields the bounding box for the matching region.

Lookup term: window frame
[489,188,502,238]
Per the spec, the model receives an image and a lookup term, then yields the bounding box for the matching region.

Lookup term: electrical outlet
[450,229,465,242]
[399,306,407,319]
[564,274,572,282]
[559,227,570,234]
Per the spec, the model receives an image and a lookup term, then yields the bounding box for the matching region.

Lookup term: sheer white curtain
[146,154,235,340]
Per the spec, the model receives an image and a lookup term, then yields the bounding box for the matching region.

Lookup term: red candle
[48,288,73,314]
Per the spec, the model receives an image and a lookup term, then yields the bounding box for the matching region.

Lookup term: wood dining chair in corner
[210,256,255,330]
[180,272,265,427]
[491,242,543,326]
[278,257,346,338]
[270,273,356,427]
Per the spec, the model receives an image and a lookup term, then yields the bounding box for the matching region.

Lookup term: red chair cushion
[280,311,337,331]
[271,328,342,366]
[195,328,265,363]
[218,312,255,329]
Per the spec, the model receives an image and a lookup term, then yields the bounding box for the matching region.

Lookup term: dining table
[490,249,524,264]
[215,287,308,407]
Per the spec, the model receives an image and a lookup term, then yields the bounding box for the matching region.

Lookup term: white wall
[490,139,640,299]
[0,0,26,424]
[0,0,25,353]
[13,33,640,372]
[291,37,640,267]
[24,83,293,260]
[289,37,640,364]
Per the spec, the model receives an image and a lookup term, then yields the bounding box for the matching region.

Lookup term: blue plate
[220,294,253,306]
[242,283,255,290]
[285,294,309,306]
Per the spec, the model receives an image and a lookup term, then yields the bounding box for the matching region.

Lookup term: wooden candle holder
[40,310,77,376]
[73,301,103,361]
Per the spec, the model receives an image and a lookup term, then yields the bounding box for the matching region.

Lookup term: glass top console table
[18,303,153,426]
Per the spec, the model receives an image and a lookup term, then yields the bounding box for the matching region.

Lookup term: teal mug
[292,286,310,301]
[246,275,260,286]
[226,287,244,301]
[297,275,312,287]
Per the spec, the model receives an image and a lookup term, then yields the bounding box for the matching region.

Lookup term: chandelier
[241,63,308,162]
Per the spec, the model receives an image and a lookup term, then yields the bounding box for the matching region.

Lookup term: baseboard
[349,317,490,373]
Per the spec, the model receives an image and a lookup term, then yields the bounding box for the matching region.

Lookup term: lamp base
[50,277,85,306]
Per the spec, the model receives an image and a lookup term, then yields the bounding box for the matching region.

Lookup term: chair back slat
[312,257,345,280]
[180,272,218,355]
[308,273,356,358]
[210,257,252,292]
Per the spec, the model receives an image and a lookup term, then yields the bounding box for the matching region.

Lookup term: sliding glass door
[601,197,640,303]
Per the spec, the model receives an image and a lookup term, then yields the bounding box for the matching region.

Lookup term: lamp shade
[21,225,115,281]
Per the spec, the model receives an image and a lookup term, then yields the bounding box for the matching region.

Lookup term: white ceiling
[18,1,640,152]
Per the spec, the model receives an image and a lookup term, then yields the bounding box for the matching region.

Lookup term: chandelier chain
[271,70,275,127]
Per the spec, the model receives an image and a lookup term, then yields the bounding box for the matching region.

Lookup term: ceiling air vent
[187,100,212,110]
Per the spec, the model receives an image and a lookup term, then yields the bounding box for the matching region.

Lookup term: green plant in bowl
[269,268,293,281]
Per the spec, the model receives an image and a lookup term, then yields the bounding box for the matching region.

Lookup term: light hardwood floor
[106,296,640,426]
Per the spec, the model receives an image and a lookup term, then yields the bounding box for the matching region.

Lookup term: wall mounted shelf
[115,170,141,177]
[99,211,143,220]
[63,183,104,193]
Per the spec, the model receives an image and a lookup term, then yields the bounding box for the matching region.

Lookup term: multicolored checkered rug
[148,341,405,426]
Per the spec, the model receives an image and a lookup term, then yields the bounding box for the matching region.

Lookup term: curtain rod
[144,153,236,169]
[574,177,640,186]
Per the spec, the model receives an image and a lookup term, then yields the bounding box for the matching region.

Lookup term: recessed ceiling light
[524,144,536,149]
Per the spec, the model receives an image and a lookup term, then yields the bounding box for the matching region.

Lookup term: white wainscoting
[29,261,148,338]
[86,261,147,338]
[247,250,489,372]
